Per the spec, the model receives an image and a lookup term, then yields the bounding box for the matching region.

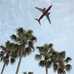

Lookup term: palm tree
[10,28,37,74]
[35,43,72,74]
[35,43,54,74]
[52,51,72,74]
[0,41,12,74]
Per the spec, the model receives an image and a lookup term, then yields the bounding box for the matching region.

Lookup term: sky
[0,0,74,74]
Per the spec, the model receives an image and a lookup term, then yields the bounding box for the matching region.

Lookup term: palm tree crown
[0,41,15,74]
[35,43,72,74]
[52,51,72,74]
[10,28,37,74]
[35,43,54,74]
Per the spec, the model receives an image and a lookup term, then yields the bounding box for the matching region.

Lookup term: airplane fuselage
[42,9,49,15]
[38,9,49,21]
[42,6,51,14]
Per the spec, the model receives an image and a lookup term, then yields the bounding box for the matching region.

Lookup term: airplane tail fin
[35,18,41,25]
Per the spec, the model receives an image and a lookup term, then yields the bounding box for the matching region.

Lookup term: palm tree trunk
[16,45,25,74]
[45,65,48,74]
[1,63,6,74]
[16,48,23,74]
[16,55,22,74]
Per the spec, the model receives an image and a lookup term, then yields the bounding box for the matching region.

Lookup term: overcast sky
[0,0,74,74]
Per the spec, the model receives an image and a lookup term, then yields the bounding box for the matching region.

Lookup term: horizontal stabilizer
[35,18,41,25]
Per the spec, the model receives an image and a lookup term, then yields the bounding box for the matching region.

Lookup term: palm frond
[47,61,52,68]
[27,30,33,34]
[10,34,17,41]
[53,63,58,71]
[3,57,9,65]
[0,51,4,57]
[35,54,42,60]
[17,28,24,33]
[26,30,33,40]
[58,68,66,74]
[43,44,49,51]
[37,46,44,52]
[31,36,37,41]
[0,45,6,51]
[49,43,53,48]
[59,51,66,58]
[24,47,32,56]
[11,50,17,58]
[65,64,72,71]
[10,57,15,64]
[39,60,45,67]
[28,41,34,50]
[64,57,72,63]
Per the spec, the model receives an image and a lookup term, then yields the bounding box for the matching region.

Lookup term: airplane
[35,5,52,24]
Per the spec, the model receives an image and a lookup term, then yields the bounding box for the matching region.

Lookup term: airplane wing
[46,15,51,24]
[35,7,44,12]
